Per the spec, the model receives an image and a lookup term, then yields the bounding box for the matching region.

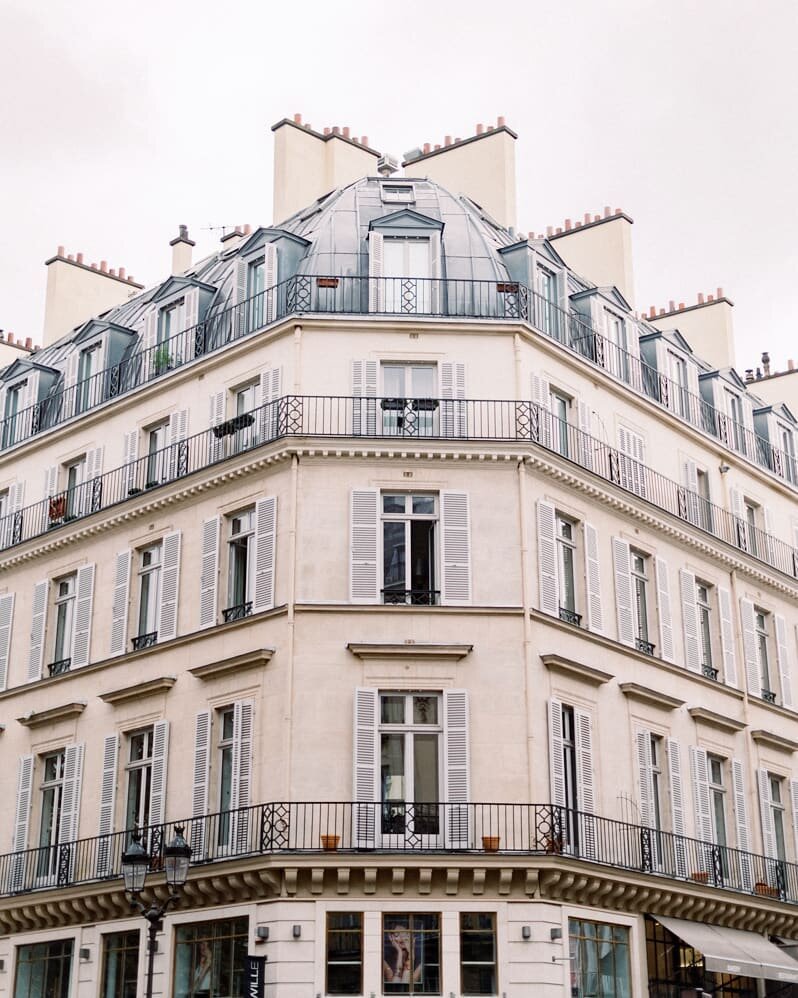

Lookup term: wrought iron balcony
[381,589,441,606]
[0,801,796,907]
[762,689,777,704]
[2,277,795,494]
[635,638,656,656]
[47,658,71,677]
[702,665,719,681]
[222,602,252,623]
[131,632,157,651]
[558,606,582,626]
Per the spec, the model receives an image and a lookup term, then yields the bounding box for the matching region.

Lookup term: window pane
[413,696,438,725]
[173,917,247,998]
[381,734,405,803]
[414,734,439,803]
[326,913,362,996]
[412,496,435,515]
[383,494,406,513]
[381,696,405,724]
[383,521,406,592]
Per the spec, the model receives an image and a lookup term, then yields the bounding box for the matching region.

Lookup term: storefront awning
[654,915,798,983]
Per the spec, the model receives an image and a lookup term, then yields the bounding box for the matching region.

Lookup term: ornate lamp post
[122,826,192,998]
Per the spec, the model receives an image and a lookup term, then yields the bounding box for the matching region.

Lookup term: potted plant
[320,834,340,851]
[690,871,709,884]
[544,835,564,855]
[152,345,172,375]
[482,835,500,852]
[754,881,778,898]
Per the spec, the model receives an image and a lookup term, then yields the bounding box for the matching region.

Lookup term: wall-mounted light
[550,927,562,941]
[256,926,269,941]
[521,925,531,940]
[79,948,91,962]
[292,925,301,939]
[719,463,730,474]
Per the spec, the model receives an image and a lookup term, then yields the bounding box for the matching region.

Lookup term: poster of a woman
[191,940,213,998]
[383,921,423,988]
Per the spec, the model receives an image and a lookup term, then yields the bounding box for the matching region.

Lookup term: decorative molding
[99,677,176,706]
[751,729,798,753]
[17,702,86,728]
[541,653,613,686]
[688,707,746,734]
[189,648,275,681]
[619,683,685,711]
[347,642,472,662]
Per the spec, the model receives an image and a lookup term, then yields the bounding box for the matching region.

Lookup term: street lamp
[122,826,192,998]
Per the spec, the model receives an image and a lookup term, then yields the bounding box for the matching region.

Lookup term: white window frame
[556,514,578,622]
[380,492,439,606]
[125,728,154,832]
[755,608,773,698]
[630,549,651,651]
[37,750,66,881]
[226,507,255,618]
[381,183,416,204]
[136,544,162,640]
[51,573,76,669]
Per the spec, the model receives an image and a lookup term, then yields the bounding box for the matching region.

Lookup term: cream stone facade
[1,119,798,998]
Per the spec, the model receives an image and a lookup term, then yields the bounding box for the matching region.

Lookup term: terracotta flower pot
[482,835,500,852]
[320,834,340,851]
[690,871,709,883]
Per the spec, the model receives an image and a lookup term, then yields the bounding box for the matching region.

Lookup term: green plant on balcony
[151,345,173,375]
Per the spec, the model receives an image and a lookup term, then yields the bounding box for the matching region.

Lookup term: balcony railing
[1,801,796,906]
[131,632,157,651]
[635,638,656,656]
[558,606,582,626]
[47,658,71,677]
[3,395,798,585]
[2,277,795,492]
[222,602,252,623]
[382,589,440,606]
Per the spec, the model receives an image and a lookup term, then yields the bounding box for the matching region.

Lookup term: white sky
[1,0,796,375]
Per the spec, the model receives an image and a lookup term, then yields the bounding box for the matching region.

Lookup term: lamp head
[164,826,192,891]
[122,828,150,894]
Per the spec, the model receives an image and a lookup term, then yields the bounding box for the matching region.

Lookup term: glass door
[382,365,437,436]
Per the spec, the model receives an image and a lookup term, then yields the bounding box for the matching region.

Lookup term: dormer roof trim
[499,239,568,269]
[699,367,749,392]
[368,209,445,234]
[237,226,312,258]
[151,274,217,303]
[639,328,695,356]
[72,319,137,345]
[570,285,632,313]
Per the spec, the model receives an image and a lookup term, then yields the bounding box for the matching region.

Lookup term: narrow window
[668,351,688,418]
[77,344,101,413]
[550,390,570,458]
[247,257,266,330]
[460,913,497,996]
[173,916,248,998]
[382,913,441,994]
[569,919,630,998]
[38,751,66,879]
[708,755,728,875]
[3,381,25,447]
[556,515,578,625]
[381,493,438,605]
[383,237,432,314]
[145,421,169,486]
[225,509,254,621]
[538,267,560,338]
[755,609,773,699]
[696,582,716,678]
[631,551,652,654]
[770,775,787,863]
[650,735,664,841]
[744,499,760,557]
[64,456,86,519]
[50,574,76,675]
[326,912,363,995]
[726,391,743,452]
[561,705,578,846]
[101,930,140,998]
[380,693,441,841]
[382,184,415,204]
[606,313,630,383]
[234,382,258,451]
[696,469,712,531]
[135,544,161,647]
[781,426,796,484]
[217,707,235,848]
[125,729,154,832]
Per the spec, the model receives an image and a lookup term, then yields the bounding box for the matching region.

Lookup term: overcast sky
[1,0,796,375]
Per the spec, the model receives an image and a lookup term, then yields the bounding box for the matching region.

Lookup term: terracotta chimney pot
[717,286,724,298]
[361,135,368,146]
[57,244,65,257]
[444,135,452,146]
[669,299,675,311]
[565,218,572,231]
[119,267,126,279]
[100,260,108,273]
[698,292,705,304]
[109,268,116,276]
[67,254,74,261]
[476,123,484,135]
[293,113,302,124]
[76,252,84,264]
[423,142,431,154]
[603,205,611,217]
[323,127,330,136]
[497,115,506,127]
[343,126,350,138]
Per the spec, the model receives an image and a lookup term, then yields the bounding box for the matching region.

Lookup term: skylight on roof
[381,184,415,205]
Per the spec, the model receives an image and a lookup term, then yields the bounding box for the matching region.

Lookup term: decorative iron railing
[1,801,796,905]
[2,395,797,585]
[2,277,795,489]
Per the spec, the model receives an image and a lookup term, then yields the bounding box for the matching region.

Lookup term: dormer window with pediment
[140,276,215,374]
[368,209,443,315]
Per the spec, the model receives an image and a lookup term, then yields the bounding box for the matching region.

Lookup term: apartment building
[1,114,798,997]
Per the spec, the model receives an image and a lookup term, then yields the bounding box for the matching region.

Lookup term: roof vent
[377,154,400,177]
[403,147,423,163]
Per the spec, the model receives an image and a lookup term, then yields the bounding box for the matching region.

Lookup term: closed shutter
[577,399,592,469]
[537,500,559,616]
[757,769,777,859]
[689,745,712,843]
[183,287,200,330]
[85,446,103,481]
[655,558,675,662]
[235,258,248,335]
[775,614,793,708]
[199,517,220,629]
[575,708,596,859]
[141,308,158,354]
[209,391,226,462]
[548,699,566,808]
[230,700,254,852]
[679,570,700,672]
[618,426,646,496]
[168,408,189,480]
[252,496,277,612]
[0,593,14,691]
[10,480,24,512]
[731,487,747,551]
[612,537,634,647]
[441,361,466,437]
[530,373,551,447]
[444,688,470,849]
[58,743,85,845]
[149,720,170,828]
[190,711,211,858]
[158,531,181,642]
[263,242,277,324]
[70,563,95,668]
[368,231,384,312]
[123,430,140,494]
[235,259,248,305]
[683,459,700,525]
[635,729,655,828]
[732,759,753,890]
[429,230,441,314]
[110,551,131,656]
[351,360,377,436]
[791,781,798,880]
[718,587,738,687]
[583,522,603,634]
[28,580,48,681]
[667,739,687,877]
[44,464,58,498]
[441,491,471,605]
[353,687,378,848]
[10,755,34,890]
[350,489,379,603]
[96,734,118,877]
[739,597,759,696]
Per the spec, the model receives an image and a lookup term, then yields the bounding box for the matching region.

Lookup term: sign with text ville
[244,955,266,998]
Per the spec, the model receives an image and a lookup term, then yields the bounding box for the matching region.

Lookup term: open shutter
[583,522,603,634]
[235,258,248,335]
[123,430,140,494]
[10,480,24,512]
[190,711,211,859]
[612,537,634,647]
[537,500,559,616]
[775,614,794,708]
[577,400,593,469]
[350,489,379,603]
[209,391,226,462]
[655,558,675,662]
[575,708,596,859]
[667,739,687,877]
[441,361,466,437]
[168,409,189,480]
[141,308,158,353]
[732,759,753,890]
[353,687,378,848]
[351,360,377,436]
[441,491,471,605]
[230,700,254,852]
[429,230,441,314]
[252,496,277,613]
[58,743,85,846]
[368,231,384,312]
[679,570,700,672]
[85,446,103,481]
[791,781,798,883]
[44,465,58,498]
[718,587,738,687]
[63,352,79,418]
[110,551,131,656]
[158,530,181,642]
[70,563,95,668]
[636,729,655,828]
[149,720,170,828]
[763,506,776,565]
[683,459,700,526]
[85,448,103,514]
[10,755,34,891]
[96,734,118,877]
[758,769,777,859]
[739,597,759,696]
[183,287,200,330]
[444,688,470,849]
[199,517,220,629]
[258,366,283,442]
[0,593,14,691]
[689,745,712,843]
[28,580,48,681]
[235,259,247,305]
[530,373,551,447]
[731,487,748,551]
[263,242,277,323]
[548,699,566,808]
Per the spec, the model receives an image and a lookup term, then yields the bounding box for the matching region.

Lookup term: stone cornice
[99,676,176,705]
[189,648,275,681]
[347,643,473,662]
[619,683,685,711]
[688,706,747,734]
[541,653,613,686]
[751,729,798,753]
[17,701,86,728]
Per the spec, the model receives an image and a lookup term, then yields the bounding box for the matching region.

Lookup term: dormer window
[76,344,101,414]
[3,381,26,447]
[368,210,443,316]
[384,237,431,313]
[159,299,184,344]
[381,184,415,205]
[247,257,266,330]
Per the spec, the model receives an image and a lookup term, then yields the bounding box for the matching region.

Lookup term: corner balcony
[3,395,796,583]
[2,277,794,489]
[1,802,794,914]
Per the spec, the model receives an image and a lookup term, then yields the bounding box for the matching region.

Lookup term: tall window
[696,467,712,532]
[14,941,73,998]
[382,913,440,995]
[234,383,258,451]
[569,918,631,998]
[561,705,578,844]
[135,544,161,646]
[3,381,25,446]
[125,730,154,831]
[382,493,437,605]
[556,515,578,624]
[248,257,266,330]
[631,551,652,654]
[460,913,497,996]
[770,775,787,863]
[217,707,235,847]
[145,421,169,486]
[64,456,85,519]
[550,390,570,458]
[650,735,664,834]
[708,756,728,855]
[225,509,254,620]
[383,237,431,314]
[380,693,441,840]
[51,574,76,673]
[326,913,363,996]
[726,390,744,452]
[744,499,760,557]
[173,917,248,998]
[696,582,715,678]
[77,344,101,412]
[158,300,183,345]
[755,609,773,698]
[780,426,797,484]
[101,931,140,998]
[668,351,688,418]
[605,313,630,383]
[538,267,559,338]
[381,364,437,436]
[38,751,65,879]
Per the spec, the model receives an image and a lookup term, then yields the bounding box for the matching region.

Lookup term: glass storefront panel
[173,917,248,998]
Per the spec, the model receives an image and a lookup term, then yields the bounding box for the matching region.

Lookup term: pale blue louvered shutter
[444,689,470,849]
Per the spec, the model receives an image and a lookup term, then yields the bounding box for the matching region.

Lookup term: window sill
[17,701,87,727]
[99,676,177,706]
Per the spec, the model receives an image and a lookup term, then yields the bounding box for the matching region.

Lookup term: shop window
[173,917,248,998]
[326,912,363,996]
